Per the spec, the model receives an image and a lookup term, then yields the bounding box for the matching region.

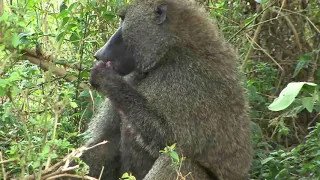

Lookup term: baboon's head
[94,0,209,74]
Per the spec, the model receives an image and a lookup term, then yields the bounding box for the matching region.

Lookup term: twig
[21,49,89,89]
[308,113,320,127]
[276,0,286,18]
[227,2,275,42]
[0,158,17,164]
[98,166,104,180]
[0,151,6,180]
[245,34,285,95]
[308,49,319,82]
[23,141,108,180]
[46,174,97,180]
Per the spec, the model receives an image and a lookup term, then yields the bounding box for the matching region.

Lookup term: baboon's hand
[89,61,118,90]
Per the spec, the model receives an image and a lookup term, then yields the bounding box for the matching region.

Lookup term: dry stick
[0,151,6,180]
[308,113,320,127]
[41,165,80,179]
[22,52,89,90]
[276,0,286,18]
[246,34,285,95]
[98,166,105,180]
[0,51,16,75]
[45,105,65,170]
[0,159,17,165]
[46,174,97,180]
[241,7,271,72]
[308,48,319,82]
[23,141,108,180]
[227,2,275,43]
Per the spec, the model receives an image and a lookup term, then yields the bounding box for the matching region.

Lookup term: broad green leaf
[42,144,51,154]
[302,97,315,112]
[70,32,81,42]
[69,2,80,11]
[70,102,78,108]
[0,87,5,97]
[61,17,70,27]
[11,33,20,48]
[268,82,317,111]
[0,79,8,87]
[121,173,129,178]
[170,151,179,162]
[56,31,65,42]
[0,11,9,22]
[57,10,69,19]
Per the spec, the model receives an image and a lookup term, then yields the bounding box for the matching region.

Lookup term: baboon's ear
[156,4,167,25]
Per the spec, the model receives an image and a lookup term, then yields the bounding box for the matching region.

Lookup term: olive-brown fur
[82,0,253,179]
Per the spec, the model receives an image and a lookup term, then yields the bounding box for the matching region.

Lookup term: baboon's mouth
[104,60,112,67]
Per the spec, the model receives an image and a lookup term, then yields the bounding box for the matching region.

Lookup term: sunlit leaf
[302,97,315,113]
[268,82,317,111]
[170,151,180,163]
[70,102,78,108]
[261,157,274,165]
[11,33,20,48]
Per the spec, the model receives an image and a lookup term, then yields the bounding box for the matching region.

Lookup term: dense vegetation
[0,0,319,179]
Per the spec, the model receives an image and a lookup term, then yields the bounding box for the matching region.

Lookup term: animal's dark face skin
[93,24,136,76]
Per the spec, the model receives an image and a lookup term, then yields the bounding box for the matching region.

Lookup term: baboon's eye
[117,7,127,21]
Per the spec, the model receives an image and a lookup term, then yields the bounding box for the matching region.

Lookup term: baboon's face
[93,22,135,76]
[94,0,171,74]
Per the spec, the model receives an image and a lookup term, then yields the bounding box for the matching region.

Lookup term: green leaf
[61,17,70,27]
[42,144,51,154]
[121,172,129,178]
[261,157,274,165]
[169,143,176,150]
[292,60,310,78]
[0,79,8,87]
[268,82,317,111]
[70,32,80,42]
[56,31,65,42]
[70,102,78,108]
[0,11,9,22]
[169,151,179,162]
[69,2,80,11]
[0,87,5,97]
[301,97,315,113]
[11,33,20,48]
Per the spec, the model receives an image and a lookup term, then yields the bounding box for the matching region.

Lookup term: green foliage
[0,0,124,178]
[251,123,320,180]
[268,82,317,112]
[160,143,185,170]
[121,172,137,180]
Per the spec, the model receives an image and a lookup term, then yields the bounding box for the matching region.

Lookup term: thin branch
[246,34,285,95]
[0,151,6,180]
[241,7,271,72]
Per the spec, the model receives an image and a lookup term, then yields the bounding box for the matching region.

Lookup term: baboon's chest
[119,111,147,148]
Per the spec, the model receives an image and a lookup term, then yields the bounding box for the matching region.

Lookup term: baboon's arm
[100,76,172,154]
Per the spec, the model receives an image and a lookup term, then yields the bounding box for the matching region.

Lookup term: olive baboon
[84,0,253,179]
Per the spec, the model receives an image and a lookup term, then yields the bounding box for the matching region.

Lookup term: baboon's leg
[143,155,213,180]
[80,100,122,179]
[198,148,251,180]
[80,142,120,179]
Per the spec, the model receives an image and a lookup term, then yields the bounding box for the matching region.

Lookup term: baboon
[83,0,253,179]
